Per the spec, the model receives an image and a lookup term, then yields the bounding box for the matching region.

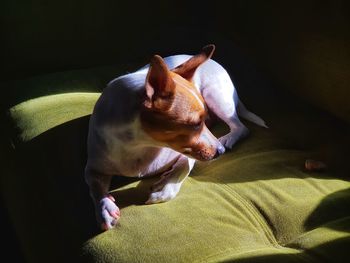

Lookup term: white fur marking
[173,78,205,109]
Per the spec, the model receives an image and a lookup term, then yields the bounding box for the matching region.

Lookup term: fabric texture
[2,67,350,263]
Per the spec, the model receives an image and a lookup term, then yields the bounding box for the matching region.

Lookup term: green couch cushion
[82,129,350,263]
[3,68,350,262]
[9,92,100,142]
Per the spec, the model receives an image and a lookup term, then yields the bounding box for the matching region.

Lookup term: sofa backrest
[3,1,349,122]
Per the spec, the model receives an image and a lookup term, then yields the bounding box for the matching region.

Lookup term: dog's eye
[182,148,192,154]
[192,122,203,130]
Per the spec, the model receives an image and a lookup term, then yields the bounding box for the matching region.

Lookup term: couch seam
[198,182,323,262]
[192,245,315,263]
[211,181,280,248]
[189,175,282,248]
[192,149,310,247]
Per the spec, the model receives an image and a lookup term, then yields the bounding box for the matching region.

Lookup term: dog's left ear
[144,55,176,109]
[172,44,215,81]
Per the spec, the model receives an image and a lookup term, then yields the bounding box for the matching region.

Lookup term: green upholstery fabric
[83,152,350,263]
[9,93,99,142]
[2,66,350,262]
[3,2,349,262]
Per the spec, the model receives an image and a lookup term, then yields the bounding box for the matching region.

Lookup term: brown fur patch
[140,45,219,160]
[172,44,215,80]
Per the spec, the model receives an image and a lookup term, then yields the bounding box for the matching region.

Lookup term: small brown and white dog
[85,45,267,230]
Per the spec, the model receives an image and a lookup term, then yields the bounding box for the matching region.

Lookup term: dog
[85,44,267,230]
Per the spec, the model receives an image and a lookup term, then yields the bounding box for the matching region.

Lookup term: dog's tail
[237,100,268,128]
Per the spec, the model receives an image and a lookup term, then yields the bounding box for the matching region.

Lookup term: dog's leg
[85,167,120,230]
[217,117,249,149]
[146,156,195,204]
[202,87,249,149]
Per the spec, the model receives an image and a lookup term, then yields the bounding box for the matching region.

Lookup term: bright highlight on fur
[85,45,267,230]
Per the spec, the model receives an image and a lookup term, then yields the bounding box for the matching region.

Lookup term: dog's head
[140,45,225,161]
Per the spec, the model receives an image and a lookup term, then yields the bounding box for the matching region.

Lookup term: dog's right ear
[144,55,175,108]
[172,44,215,81]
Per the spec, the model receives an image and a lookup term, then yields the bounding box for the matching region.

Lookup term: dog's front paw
[146,182,181,204]
[97,195,120,231]
[219,127,249,149]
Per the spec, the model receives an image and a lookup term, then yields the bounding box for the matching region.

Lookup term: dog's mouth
[180,148,220,162]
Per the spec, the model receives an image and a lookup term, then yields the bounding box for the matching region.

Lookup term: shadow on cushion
[3,90,350,262]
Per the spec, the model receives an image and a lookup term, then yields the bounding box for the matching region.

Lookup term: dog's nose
[214,144,225,159]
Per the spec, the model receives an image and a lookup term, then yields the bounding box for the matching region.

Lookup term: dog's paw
[219,127,249,149]
[97,195,120,231]
[146,182,181,204]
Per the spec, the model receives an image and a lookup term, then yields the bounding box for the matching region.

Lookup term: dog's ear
[172,44,215,81]
[145,55,175,105]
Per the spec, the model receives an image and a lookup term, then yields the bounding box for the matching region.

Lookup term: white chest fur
[115,146,181,177]
[91,117,181,177]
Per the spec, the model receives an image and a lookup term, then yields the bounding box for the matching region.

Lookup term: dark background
[1,1,349,262]
[2,1,349,121]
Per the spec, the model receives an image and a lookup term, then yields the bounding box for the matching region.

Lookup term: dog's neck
[110,116,181,178]
[121,116,164,149]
